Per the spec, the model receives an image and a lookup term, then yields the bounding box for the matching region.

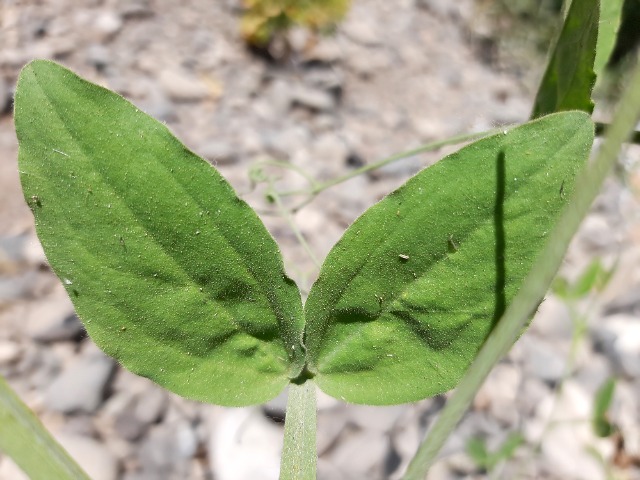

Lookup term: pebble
[45,351,115,413]
[92,11,124,41]
[209,408,282,480]
[0,457,29,480]
[290,85,336,112]
[342,14,382,46]
[349,404,405,433]
[159,69,210,102]
[0,340,21,365]
[303,38,343,64]
[26,292,80,342]
[474,363,521,426]
[520,336,569,384]
[137,421,196,477]
[262,387,288,422]
[579,214,618,252]
[317,407,347,454]
[32,313,84,343]
[327,428,390,478]
[0,76,10,115]
[592,314,640,378]
[134,389,168,425]
[525,381,613,480]
[85,43,111,71]
[56,433,119,480]
[197,139,238,165]
[530,294,574,340]
[604,287,640,316]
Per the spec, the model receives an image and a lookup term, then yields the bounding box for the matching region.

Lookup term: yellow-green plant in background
[241,0,350,46]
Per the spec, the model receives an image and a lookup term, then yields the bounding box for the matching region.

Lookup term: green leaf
[15,60,305,407]
[593,377,616,437]
[466,437,489,468]
[572,258,606,297]
[0,375,90,480]
[305,112,594,405]
[466,433,524,471]
[531,0,599,118]
[594,0,625,79]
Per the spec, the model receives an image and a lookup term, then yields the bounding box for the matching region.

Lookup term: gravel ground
[1,1,640,479]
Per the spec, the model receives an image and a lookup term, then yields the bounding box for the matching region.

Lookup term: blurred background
[1,0,639,479]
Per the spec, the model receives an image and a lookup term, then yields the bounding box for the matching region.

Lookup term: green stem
[402,58,640,480]
[279,127,507,200]
[268,184,321,268]
[280,380,317,480]
[0,375,91,480]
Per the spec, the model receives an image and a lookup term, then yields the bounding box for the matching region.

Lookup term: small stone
[209,408,282,480]
[159,69,210,102]
[593,314,640,378]
[521,336,568,384]
[262,387,288,422]
[115,409,146,441]
[343,15,381,46]
[138,423,194,477]
[525,381,613,480]
[346,46,391,78]
[0,76,10,115]
[579,214,618,251]
[56,433,119,480]
[0,340,21,365]
[32,313,84,343]
[120,0,154,19]
[26,291,82,342]
[286,26,311,53]
[134,389,167,425]
[349,404,406,433]
[304,38,343,63]
[291,85,335,112]
[197,140,238,165]
[531,295,573,339]
[0,457,30,480]
[416,0,465,18]
[517,377,552,416]
[317,407,347,454]
[93,11,123,40]
[474,363,521,426]
[45,351,115,413]
[85,44,111,71]
[605,288,640,316]
[136,84,176,122]
[328,428,390,477]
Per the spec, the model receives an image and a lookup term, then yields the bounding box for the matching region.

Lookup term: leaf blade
[16,60,304,407]
[305,112,594,405]
[531,0,599,118]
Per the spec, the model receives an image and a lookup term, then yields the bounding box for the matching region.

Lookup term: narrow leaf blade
[531,0,599,118]
[594,0,624,79]
[305,112,594,405]
[0,375,91,480]
[15,60,304,407]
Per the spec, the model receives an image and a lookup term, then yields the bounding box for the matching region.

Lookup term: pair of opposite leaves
[16,60,594,407]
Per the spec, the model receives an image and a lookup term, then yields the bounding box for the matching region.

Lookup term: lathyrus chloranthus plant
[15,60,594,408]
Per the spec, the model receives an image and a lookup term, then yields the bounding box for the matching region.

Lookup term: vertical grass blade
[531,0,599,118]
[0,376,90,480]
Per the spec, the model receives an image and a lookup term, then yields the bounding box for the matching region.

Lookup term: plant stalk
[402,57,640,480]
[0,375,91,480]
[280,380,317,480]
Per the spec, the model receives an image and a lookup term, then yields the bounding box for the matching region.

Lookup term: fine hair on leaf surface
[15,59,305,407]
